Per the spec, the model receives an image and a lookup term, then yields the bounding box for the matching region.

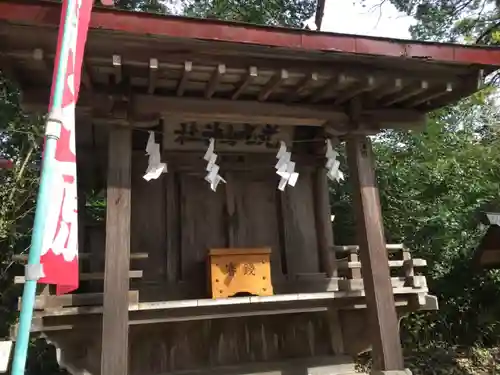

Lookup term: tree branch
[475,20,500,44]
[315,0,326,30]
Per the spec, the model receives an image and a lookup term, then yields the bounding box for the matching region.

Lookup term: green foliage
[380,0,500,43]
[112,0,170,13]
[105,0,316,26]
[0,72,66,375]
[358,345,500,374]
[0,73,43,337]
[183,0,315,26]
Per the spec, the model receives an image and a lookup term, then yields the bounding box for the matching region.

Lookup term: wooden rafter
[372,78,403,100]
[2,41,482,113]
[404,82,453,107]
[287,72,319,102]
[379,80,428,107]
[32,48,48,72]
[334,76,376,106]
[310,74,349,103]
[176,61,192,97]
[258,69,288,101]
[112,54,122,84]
[205,64,225,99]
[232,66,258,100]
[148,58,158,95]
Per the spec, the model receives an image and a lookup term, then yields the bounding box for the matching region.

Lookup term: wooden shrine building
[1,1,500,374]
[473,212,500,269]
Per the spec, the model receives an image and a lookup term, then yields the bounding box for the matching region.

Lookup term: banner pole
[11,1,75,373]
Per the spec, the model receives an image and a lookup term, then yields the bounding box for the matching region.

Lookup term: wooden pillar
[225,172,236,247]
[346,136,404,371]
[313,168,336,279]
[101,127,132,375]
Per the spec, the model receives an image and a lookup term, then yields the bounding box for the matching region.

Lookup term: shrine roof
[1,0,499,68]
[0,0,500,132]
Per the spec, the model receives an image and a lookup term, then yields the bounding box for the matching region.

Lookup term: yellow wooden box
[208,248,273,299]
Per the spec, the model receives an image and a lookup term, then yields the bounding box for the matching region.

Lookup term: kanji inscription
[163,121,294,153]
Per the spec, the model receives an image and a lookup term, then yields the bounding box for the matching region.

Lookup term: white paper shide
[275,141,299,191]
[143,131,167,181]
[325,139,344,182]
[203,138,226,191]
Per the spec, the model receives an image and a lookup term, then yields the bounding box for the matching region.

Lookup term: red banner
[39,0,93,295]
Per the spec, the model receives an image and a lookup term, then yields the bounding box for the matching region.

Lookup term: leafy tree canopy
[106,0,315,27]
[182,0,315,27]
[378,0,500,43]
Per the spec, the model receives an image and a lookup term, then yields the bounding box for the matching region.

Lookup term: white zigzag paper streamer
[143,131,167,181]
[325,139,344,182]
[275,141,299,191]
[203,138,226,192]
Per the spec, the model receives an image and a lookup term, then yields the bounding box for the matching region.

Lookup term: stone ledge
[370,369,412,375]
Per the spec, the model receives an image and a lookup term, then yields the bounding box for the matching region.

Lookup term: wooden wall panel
[131,153,166,284]
[229,171,283,278]
[87,225,105,292]
[180,173,227,288]
[280,170,320,275]
[92,151,324,297]
[165,172,180,284]
[128,313,333,374]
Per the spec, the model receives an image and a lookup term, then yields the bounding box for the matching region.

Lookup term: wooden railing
[13,252,147,310]
[11,244,432,318]
[332,244,428,292]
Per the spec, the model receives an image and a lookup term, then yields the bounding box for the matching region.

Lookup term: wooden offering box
[208,248,273,299]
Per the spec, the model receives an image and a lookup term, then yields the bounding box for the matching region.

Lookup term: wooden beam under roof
[131,94,426,129]
[18,88,427,130]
